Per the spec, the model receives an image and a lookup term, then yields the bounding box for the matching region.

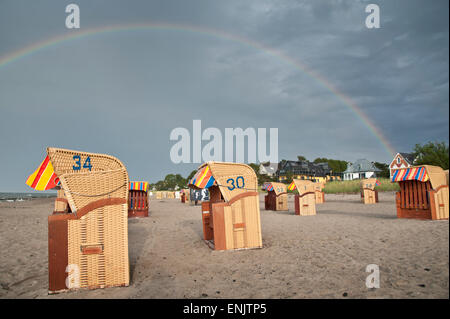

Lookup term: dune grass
[323,178,399,194]
[260,178,399,194]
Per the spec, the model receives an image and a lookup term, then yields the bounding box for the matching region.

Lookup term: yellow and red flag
[26,155,59,191]
[288,181,297,191]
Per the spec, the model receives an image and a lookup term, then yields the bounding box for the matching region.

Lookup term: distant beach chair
[313,182,326,204]
[289,179,317,216]
[189,162,262,251]
[185,189,190,203]
[180,188,190,203]
[392,165,448,220]
[360,178,379,204]
[264,182,288,211]
[26,147,129,293]
[128,181,149,218]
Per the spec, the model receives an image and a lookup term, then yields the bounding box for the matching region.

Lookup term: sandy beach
[0,192,448,299]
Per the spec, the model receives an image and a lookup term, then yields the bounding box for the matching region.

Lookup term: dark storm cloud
[0,0,448,191]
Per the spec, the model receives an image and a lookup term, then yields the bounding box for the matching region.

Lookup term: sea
[0,192,56,202]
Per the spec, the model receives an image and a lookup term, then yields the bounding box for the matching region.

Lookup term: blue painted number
[226,178,235,191]
[226,176,245,191]
[236,176,245,189]
[73,155,81,171]
[73,155,92,171]
[83,156,92,171]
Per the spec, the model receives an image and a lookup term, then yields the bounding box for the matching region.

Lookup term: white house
[259,162,279,177]
[343,159,381,181]
[389,153,416,178]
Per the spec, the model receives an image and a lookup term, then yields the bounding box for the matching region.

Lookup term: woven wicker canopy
[265,182,286,195]
[292,179,315,195]
[361,178,379,190]
[189,161,257,202]
[313,182,325,192]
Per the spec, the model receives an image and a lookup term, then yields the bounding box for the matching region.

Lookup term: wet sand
[0,192,448,299]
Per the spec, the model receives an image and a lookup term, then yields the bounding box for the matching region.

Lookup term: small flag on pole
[288,181,297,191]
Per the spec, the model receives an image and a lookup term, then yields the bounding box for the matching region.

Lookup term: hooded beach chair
[128,181,149,218]
[188,162,262,251]
[392,165,448,220]
[180,188,190,203]
[264,182,288,211]
[313,182,325,204]
[360,178,379,204]
[288,179,317,216]
[26,147,129,293]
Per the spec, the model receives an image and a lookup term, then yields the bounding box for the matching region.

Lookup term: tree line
[149,141,448,190]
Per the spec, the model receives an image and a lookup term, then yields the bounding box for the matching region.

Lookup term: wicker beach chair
[189,162,262,251]
[291,179,317,216]
[360,178,379,204]
[393,165,448,220]
[46,147,129,293]
[313,182,325,204]
[264,182,288,211]
[128,181,149,218]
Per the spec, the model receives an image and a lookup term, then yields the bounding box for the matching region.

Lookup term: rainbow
[0,22,396,156]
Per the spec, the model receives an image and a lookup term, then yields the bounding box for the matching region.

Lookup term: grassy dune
[323,178,399,194]
[260,178,399,194]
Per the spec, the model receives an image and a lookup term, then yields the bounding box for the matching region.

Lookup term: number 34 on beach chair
[188,162,263,251]
[26,147,130,294]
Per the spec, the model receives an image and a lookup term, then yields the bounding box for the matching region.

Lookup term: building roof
[398,152,416,165]
[278,160,331,177]
[344,159,381,173]
[260,162,279,174]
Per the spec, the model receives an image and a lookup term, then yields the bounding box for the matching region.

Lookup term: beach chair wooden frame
[46,147,129,293]
[292,179,316,216]
[393,165,449,220]
[264,182,288,211]
[360,178,379,204]
[128,182,149,218]
[53,188,71,214]
[189,162,262,251]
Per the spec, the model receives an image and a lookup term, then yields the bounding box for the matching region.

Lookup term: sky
[0,0,448,192]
